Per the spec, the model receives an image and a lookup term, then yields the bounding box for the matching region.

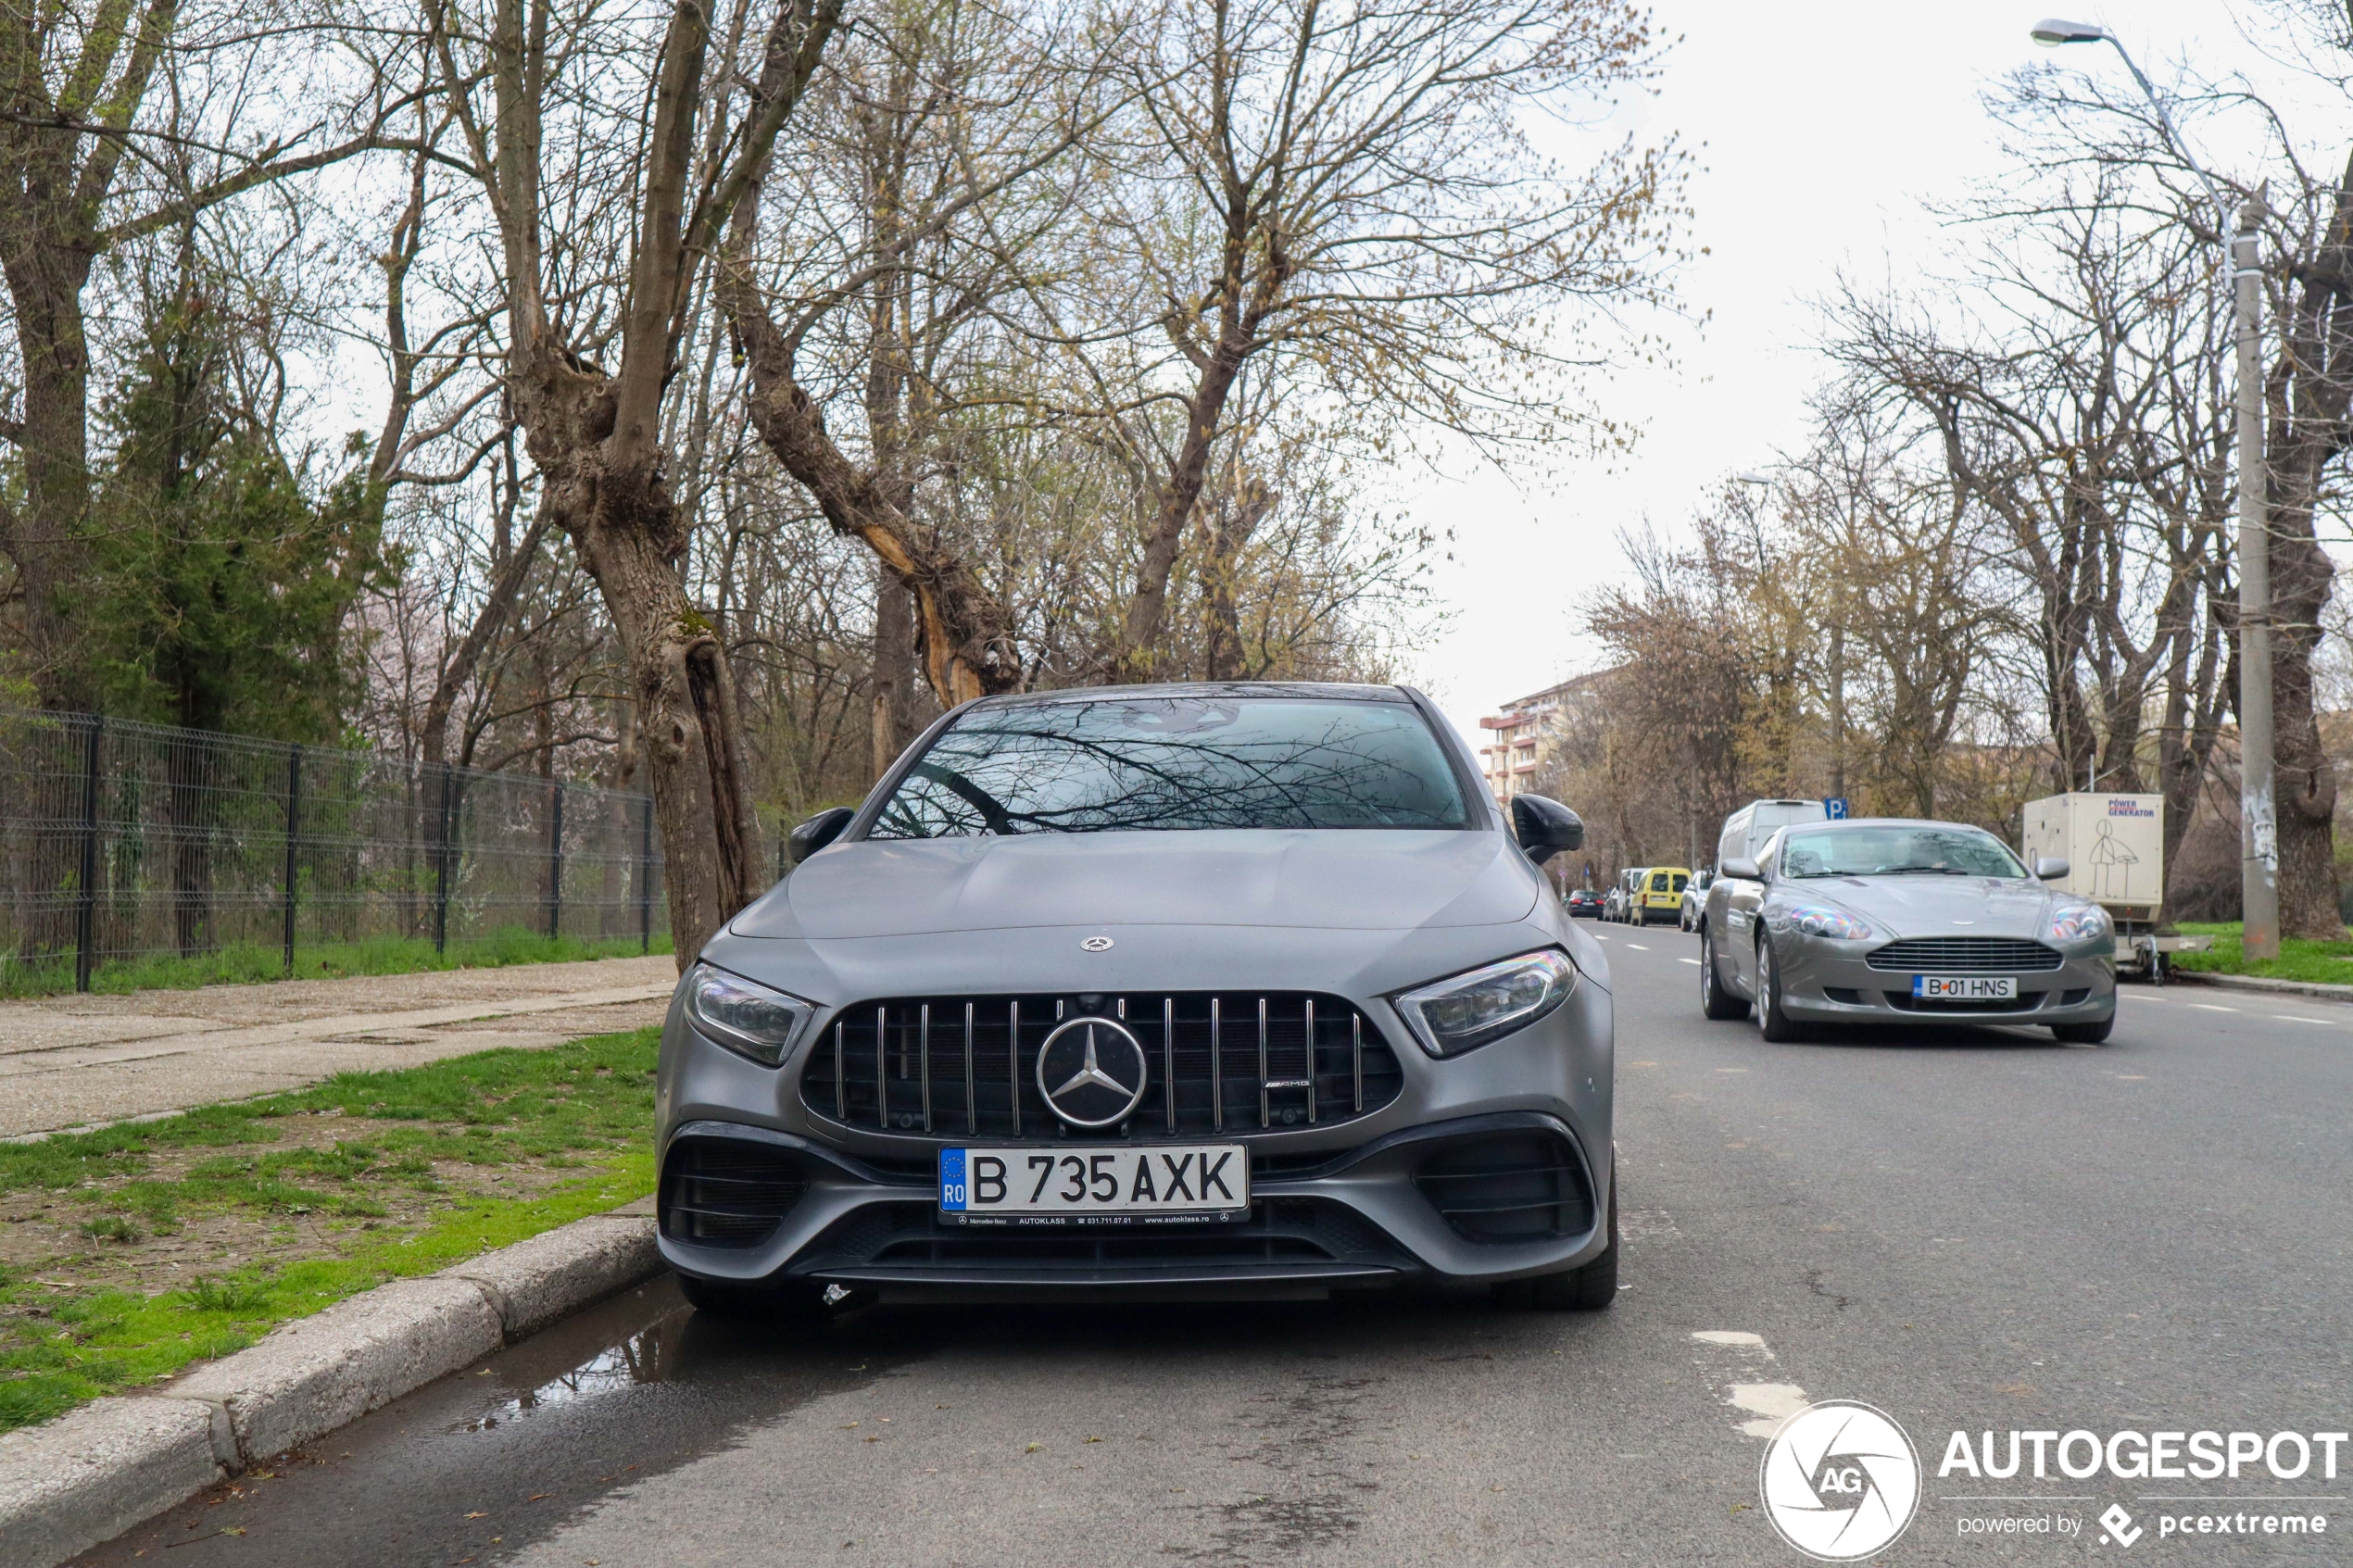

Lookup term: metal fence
[0,708,666,992]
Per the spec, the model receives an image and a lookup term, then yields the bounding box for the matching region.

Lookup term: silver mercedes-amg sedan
[1697,817,2117,1044]
[654,683,1618,1317]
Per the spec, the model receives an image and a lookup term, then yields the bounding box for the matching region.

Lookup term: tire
[2051,1014,2115,1045]
[677,1273,829,1323]
[1754,935,1803,1043]
[1700,923,1748,1020]
[1533,1160,1618,1311]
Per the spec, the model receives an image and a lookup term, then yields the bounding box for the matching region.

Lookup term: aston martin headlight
[2050,904,2111,943]
[1390,948,1579,1059]
[1769,903,1875,941]
[684,964,815,1066]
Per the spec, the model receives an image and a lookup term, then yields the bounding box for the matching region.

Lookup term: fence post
[434,763,454,955]
[283,745,302,975]
[638,793,654,955]
[74,715,102,993]
[547,780,565,940]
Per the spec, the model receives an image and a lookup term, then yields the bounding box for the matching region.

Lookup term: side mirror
[2034,856,2070,882]
[787,806,856,866]
[1720,856,1762,882]
[1509,794,1584,864]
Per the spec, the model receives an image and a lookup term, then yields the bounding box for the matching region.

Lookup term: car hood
[1783,875,2060,938]
[733,828,1539,940]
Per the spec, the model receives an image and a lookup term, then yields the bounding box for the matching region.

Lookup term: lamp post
[2032,19,2278,959]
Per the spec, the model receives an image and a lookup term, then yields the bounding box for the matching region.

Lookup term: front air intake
[660,1136,808,1249]
[1414,1131,1594,1243]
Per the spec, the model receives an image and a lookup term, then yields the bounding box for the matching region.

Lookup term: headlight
[684,964,816,1066]
[1768,903,1874,941]
[1390,948,1578,1059]
[2050,904,2111,942]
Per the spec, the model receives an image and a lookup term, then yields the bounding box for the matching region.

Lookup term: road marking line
[1692,1332,1809,1438]
[2281,1015,2334,1025]
[1629,944,1650,950]
[2188,1003,2239,1013]
[1680,958,1702,966]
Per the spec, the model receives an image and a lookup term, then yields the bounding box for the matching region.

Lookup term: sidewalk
[0,957,678,1138]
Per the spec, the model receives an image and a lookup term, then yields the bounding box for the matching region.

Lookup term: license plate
[938,1144,1247,1221]
[1913,974,2017,999]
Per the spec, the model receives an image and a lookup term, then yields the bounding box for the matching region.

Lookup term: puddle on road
[75,1275,915,1568]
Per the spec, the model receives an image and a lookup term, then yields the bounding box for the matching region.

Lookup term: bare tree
[426,0,842,963]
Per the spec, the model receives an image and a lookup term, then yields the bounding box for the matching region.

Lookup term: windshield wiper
[1861,865,1974,875]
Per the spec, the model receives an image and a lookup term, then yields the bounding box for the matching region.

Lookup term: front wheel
[1755,935,1803,1043]
[1700,924,1748,1020]
[1533,1160,1618,1311]
[2051,1014,2115,1045]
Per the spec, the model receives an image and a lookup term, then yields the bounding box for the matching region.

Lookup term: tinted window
[1780,826,2028,879]
[872,697,1470,837]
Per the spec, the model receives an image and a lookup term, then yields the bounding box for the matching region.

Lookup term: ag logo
[1758,1399,1921,1561]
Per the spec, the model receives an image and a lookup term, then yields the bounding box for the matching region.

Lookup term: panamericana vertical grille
[799,994,1403,1137]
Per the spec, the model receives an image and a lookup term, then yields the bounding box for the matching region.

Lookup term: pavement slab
[0,957,678,1137]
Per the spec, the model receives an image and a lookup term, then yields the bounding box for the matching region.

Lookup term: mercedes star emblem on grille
[1036,1015,1150,1128]
[1081,935,1114,951]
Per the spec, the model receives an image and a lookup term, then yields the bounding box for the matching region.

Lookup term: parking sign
[1826,797,1850,820]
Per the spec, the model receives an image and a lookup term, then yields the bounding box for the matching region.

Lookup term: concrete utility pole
[2032,19,2278,957]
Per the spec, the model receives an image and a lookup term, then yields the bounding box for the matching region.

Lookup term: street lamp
[2031,18,2279,959]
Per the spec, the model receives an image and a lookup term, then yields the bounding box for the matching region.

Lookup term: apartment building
[1477,677,1591,805]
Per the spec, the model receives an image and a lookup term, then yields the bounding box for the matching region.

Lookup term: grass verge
[0,1026,658,1434]
[2168,921,2353,986]
[0,925,673,998]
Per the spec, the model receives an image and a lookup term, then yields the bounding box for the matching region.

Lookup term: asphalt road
[79,928,2353,1566]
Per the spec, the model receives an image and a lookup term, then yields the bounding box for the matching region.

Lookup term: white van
[1715,799,1830,872]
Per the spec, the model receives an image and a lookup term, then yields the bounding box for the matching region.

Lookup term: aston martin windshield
[1780,825,2029,879]
[872,697,1470,836]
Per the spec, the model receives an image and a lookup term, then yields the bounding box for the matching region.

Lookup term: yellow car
[1634,866,1691,926]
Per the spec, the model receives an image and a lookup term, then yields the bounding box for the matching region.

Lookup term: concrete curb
[2165,969,2353,1002]
[0,1208,662,1568]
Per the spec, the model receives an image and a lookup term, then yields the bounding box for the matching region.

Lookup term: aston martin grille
[799,993,1403,1137]
[1864,937,2062,972]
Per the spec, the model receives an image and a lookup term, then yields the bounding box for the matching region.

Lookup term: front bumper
[656,1110,1609,1302]
[1775,937,2115,1025]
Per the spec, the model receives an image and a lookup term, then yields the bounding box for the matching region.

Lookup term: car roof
[1788,817,1996,835]
[963,681,1410,711]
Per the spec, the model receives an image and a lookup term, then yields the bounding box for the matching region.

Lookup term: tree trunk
[2261,158,2353,938]
[719,263,1021,706]
[1202,478,1276,682]
[0,245,99,709]
[871,571,915,782]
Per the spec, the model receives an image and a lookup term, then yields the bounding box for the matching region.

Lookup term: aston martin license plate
[1913,974,2018,1000]
[937,1145,1248,1222]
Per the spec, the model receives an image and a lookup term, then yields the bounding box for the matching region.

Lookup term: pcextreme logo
[1759,1400,1923,1562]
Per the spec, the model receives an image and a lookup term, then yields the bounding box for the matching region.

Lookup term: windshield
[871,696,1470,837]
[1780,826,2029,879]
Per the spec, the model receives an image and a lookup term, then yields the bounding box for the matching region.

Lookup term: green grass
[0,1026,659,1434]
[2168,922,2353,986]
[0,925,672,998]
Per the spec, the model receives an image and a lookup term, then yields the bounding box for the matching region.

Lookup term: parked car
[659,682,1621,1316]
[1605,867,1648,923]
[1566,888,1604,919]
[1633,867,1690,926]
[1679,870,1713,932]
[1695,816,2116,1045]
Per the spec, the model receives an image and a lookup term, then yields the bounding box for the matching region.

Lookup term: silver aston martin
[1696,817,2117,1044]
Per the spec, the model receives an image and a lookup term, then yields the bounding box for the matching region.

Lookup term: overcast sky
[1411,0,2313,752]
